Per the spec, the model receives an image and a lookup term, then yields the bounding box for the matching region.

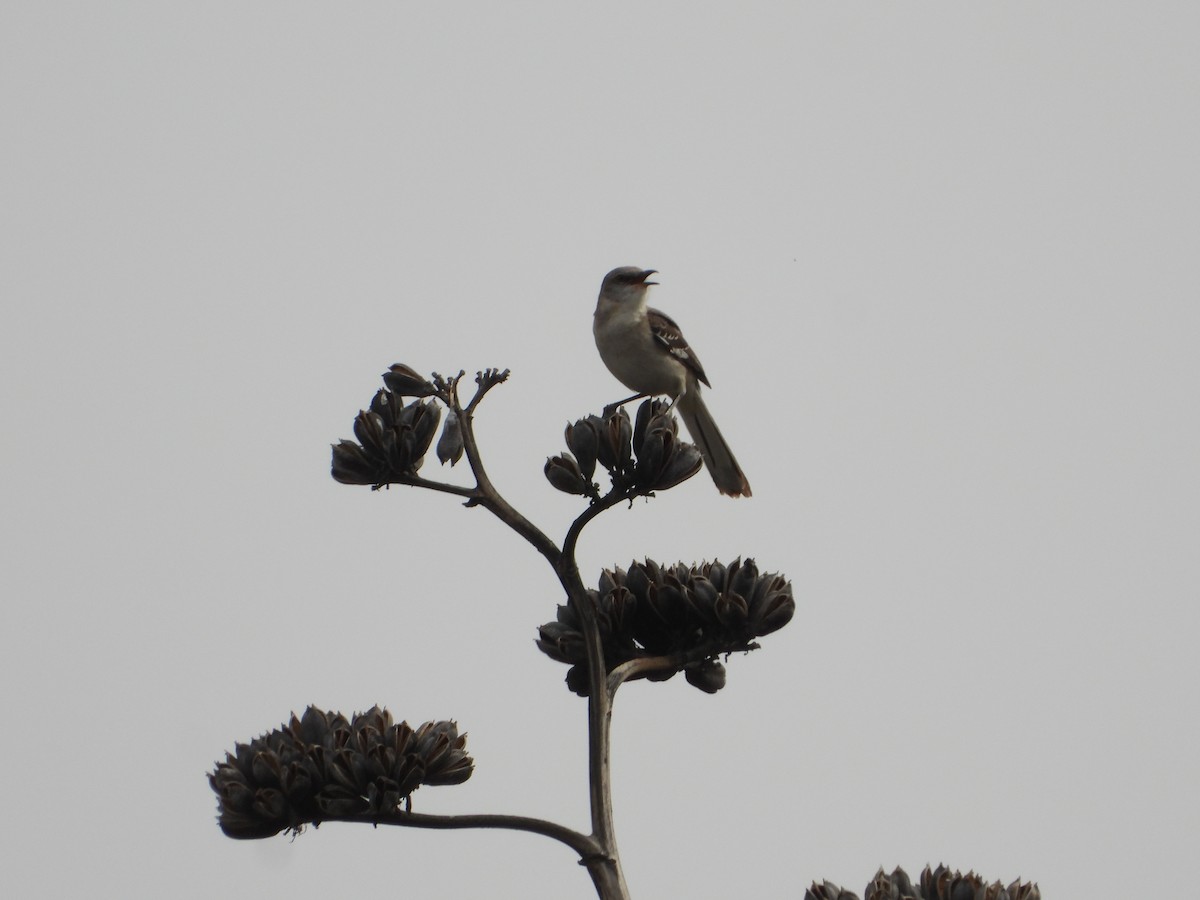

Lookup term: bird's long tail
[677,389,751,497]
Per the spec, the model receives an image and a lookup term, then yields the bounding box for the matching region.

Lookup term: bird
[592,266,751,497]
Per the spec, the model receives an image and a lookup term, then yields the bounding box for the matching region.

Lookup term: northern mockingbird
[593,266,751,497]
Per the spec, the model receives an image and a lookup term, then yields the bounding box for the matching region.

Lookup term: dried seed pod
[565,418,600,480]
[595,408,634,473]
[381,363,438,397]
[684,659,726,693]
[633,398,673,456]
[330,440,381,485]
[804,881,860,900]
[544,454,592,496]
[436,411,464,466]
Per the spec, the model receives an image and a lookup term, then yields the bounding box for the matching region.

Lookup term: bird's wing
[647,307,711,387]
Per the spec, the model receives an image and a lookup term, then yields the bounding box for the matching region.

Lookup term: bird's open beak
[641,269,658,285]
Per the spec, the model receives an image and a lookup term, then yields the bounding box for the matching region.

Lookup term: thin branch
[562,488,637,569]
[606,655,680,699]
[444,373,562,566]
[605,643,761,699]
[319,810,599,860]
[465,368,510,413]
[375,474,480,500]
[430,369,466,407]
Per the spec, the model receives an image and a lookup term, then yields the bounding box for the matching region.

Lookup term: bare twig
[374,474,480,500]
[319,810,598,859]
[466,367,510,413]
[416,369,565,566]
[606,643,760,699]
[562,489,638,569]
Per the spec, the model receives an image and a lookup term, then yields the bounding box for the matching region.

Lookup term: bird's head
[600,267,658,304]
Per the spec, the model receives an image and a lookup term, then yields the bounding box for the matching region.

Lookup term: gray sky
[2,4,1197,898]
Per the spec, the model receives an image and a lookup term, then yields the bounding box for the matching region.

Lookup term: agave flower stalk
[326,368,662,898]
[225,365,796,900]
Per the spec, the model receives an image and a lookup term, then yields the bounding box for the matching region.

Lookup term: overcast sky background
[2,4,1197,898]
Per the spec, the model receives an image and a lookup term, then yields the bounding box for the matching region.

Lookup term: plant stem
[409,380,632,899]
[558,565,629,900]
[386,474,480,500]
[323,811,597,857]
[451,377,562,568]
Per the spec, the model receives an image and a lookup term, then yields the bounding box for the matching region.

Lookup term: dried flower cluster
[331,388,442,486]
[209,706,473,839]
[545,400,702,499]
[331,364,496,487]
[806,865,1040,900]
[537,557,794,695]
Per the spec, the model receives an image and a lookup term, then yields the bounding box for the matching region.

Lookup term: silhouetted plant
[211,363,1038,900]
[210,706,471,839]
[537,557,794,696]
[806,865,1040,900]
